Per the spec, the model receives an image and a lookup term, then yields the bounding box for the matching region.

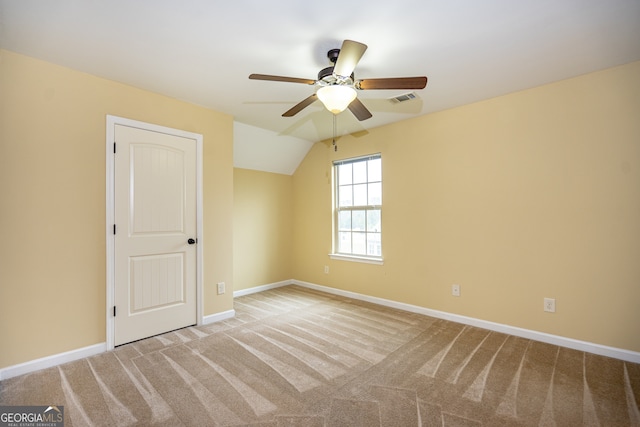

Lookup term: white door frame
[105,115,204,351]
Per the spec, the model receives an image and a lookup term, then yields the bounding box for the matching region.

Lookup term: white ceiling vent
[389,92,419,103]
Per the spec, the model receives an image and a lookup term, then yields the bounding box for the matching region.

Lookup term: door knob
[188,238,196,245]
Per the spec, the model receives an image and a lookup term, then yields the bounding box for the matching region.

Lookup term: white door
[114,124,197,346]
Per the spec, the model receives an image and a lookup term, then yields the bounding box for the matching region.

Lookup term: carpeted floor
[1,285,639,426]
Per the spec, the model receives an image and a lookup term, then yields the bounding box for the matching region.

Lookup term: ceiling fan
[249,40,428,121]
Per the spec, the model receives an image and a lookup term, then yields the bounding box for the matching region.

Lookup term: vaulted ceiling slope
[1,1,639,175]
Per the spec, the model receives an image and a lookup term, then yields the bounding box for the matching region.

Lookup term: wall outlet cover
[544,297,556,313]
[452,284,461,297]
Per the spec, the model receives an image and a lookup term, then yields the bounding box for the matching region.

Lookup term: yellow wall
[233,168,293,291]
[2,47,638,369]
[292,61,640,353]
[0,50,234,368]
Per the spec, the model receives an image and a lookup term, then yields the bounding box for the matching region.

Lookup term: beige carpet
[1,285,639,426]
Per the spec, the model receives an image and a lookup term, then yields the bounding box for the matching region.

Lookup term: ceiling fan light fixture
[317,85,357,114]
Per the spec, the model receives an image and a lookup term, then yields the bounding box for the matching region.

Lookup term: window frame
[331,153,383,264]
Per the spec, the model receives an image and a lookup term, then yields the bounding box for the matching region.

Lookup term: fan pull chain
[332,114,338,152]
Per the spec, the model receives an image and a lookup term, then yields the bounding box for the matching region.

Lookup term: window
[333,154,382,261]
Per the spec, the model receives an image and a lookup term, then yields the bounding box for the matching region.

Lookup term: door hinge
[113,224,116,235]
[113,306,116,317]
[113,142,116,154]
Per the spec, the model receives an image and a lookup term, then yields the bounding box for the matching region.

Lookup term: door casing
[106,115,204,350]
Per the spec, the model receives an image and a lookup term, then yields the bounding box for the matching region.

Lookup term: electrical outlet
[324,265,329,274]
[544,297,556,313]
[452,284,461,297]
[217,282,225,295]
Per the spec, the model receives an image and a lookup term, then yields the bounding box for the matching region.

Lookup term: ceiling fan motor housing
[319,49,355,85]
[318,66,335,82]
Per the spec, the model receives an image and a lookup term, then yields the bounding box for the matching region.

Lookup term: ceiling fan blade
[348,97,373,121]
[356,76,428,90]
[249,74,316,85]
[282,94,318,117]
[333,40,368,78]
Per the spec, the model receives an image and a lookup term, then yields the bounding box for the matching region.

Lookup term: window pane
[334,155,382,258]
[338,210,351,230]
[352,232,366,255]
[338,185,352,207]
[353,184,367,206]
[338,232,351,253]
[367,209,381,232]
[368,158,381,182]
[367,232,381,256]
[338,163,352,185]
[368,182,381,205]
[353,161,367,184]
[352,210,365,231]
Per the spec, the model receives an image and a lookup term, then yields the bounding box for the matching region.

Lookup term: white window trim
[332,153,383,263]
[329,253,384,265]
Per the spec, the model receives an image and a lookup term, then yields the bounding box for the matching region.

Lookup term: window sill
[329,253,384,265]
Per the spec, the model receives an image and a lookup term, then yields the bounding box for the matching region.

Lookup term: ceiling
[2,0,640,174]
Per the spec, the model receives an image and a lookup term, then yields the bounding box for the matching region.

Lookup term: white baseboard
[6,279,637,381]
[233,280,294,298]
[0,342,107,381]
[202,309,236,325]
[1,309,237,381]
[289,279,640,364]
